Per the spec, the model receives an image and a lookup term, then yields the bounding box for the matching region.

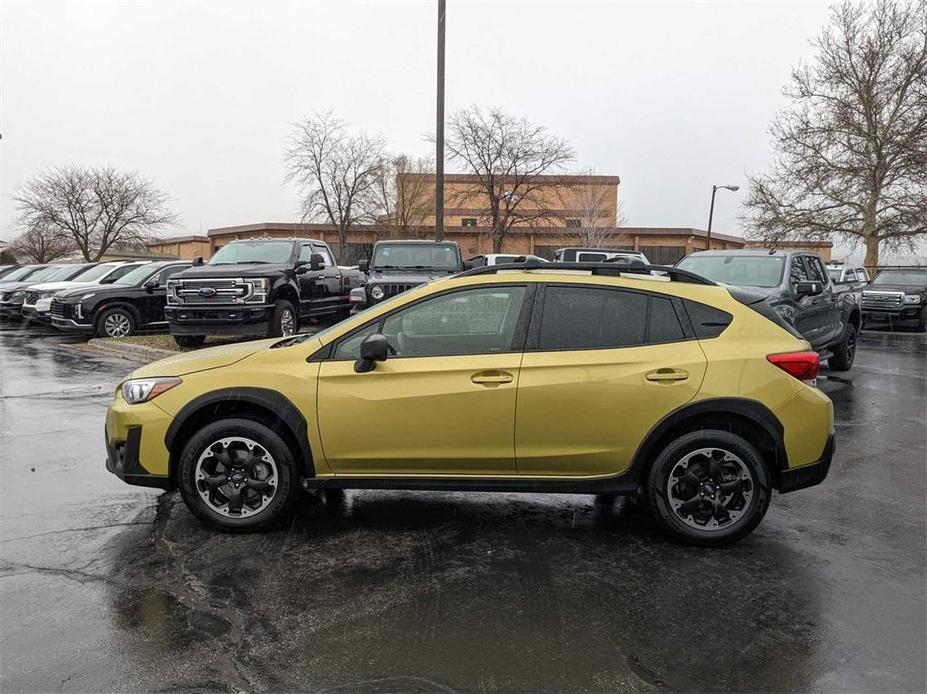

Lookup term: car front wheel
[97,307,136,338]
[268,300,298,337]
[646,430,770,547]
[178,418,300,531]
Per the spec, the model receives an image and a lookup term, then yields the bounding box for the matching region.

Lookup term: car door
[804,255,842,346]
[316,284,530,476]
[311,243,343,315]
[788,256,823,347]
[143,265,187,325]
[296,243,326,319]
[515,284,707,477]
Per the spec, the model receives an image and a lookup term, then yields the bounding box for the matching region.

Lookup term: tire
[174,335,206,348]
[268,299,298,338]
[96,307,136,338]
[646,429,771,547]
[178,417,300,531]
[827,322,858,371]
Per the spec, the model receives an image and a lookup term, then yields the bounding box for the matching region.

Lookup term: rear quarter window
[683,301,733,339]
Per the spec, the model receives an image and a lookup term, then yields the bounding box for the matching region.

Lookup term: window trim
[322,282,536,362]
[524,282,695,353]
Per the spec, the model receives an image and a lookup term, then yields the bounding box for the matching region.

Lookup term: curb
[85,338,178,362]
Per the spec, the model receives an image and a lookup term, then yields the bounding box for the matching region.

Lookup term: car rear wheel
[828,322,857,371]
[268,299,298,338]
[97,307,136,338]
[178,418,300,531]
[646,430,770,547]
[174,335,206,348]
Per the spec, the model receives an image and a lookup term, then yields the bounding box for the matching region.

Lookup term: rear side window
[683,301,733,339]
[537,286,687,350]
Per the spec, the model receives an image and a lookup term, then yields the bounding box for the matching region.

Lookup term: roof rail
[457,259,716,285]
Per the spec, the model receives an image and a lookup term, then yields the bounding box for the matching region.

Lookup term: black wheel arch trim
[626,397,789,484]
[164,387,315,478]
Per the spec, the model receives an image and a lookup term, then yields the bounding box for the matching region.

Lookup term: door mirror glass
[795,281,822,297]
[355,333,390,373]
[358,258,369,274]
[310,253,325,271]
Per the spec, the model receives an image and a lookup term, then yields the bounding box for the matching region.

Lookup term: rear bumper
[779,434,834,493]
[165,305,272,335]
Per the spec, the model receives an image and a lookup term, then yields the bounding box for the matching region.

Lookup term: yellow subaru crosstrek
[105,261,834,546]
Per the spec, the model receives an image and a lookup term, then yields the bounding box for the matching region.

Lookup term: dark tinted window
[805,256,826,283]
[789,257,809,285]
[538,286,647,350]
[683,300,733,338]
[158,265,188,284]
[648,297,685,343]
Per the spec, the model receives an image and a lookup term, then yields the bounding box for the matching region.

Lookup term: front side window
[313,245,335,266]
[537,286,649,350]
[380,286,526,358]
[789,257,809,285]
[805,257,826,283]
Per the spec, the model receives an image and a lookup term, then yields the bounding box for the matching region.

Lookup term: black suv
[351,240,464,311]
[862,268,927,332]
[51,261,191,337]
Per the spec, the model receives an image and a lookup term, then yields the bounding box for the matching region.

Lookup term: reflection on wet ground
[1,324,925,692]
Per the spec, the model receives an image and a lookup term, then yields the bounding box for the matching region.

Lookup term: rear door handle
[471,371,514,385]
[646,369,689,382]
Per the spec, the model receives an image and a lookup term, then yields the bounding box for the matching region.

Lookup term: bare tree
[743,0,927,266]
[13,166,178,261]
[285,111,387,261]
[443,106,575,252]
[562,171,627,248]
[370,155,436,239]
[9,226,76,263]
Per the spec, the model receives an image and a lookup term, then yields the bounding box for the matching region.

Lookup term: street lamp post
[706,184,739,249]
[435,0,446,242]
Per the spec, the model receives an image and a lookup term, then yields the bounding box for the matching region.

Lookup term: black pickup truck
[861,268,927,332]
[350,240,464,311]
[166,238,365,347]
[677,249,862,371]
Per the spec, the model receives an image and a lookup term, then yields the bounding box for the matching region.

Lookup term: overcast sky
[1,0,849,253]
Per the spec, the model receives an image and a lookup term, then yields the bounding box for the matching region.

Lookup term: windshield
[115,264,160,286]
[21,265,67,283]
[827,269,842,281]
[372,244,460,270]
[209,241,294,265]
[871,270,927,287]
[71,264,121,282]
[676,255,785,288]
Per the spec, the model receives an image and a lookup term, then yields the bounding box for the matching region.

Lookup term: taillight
[767,351,819,385]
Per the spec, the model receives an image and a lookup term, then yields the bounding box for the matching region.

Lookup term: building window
[565,218,581,228]
[461,218,478,227]
[641,246,686,265]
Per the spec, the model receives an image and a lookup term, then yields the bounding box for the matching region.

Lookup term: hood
[864,283,927,293]
[129,338,280,379]
[26,280,96,292]
[719,283,777,304]
[55,282,119,299]
[368,269,455,283]
[0,281,36,293]
[174,263,292,280]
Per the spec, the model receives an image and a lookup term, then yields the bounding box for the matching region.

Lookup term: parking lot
[0,322,924,692]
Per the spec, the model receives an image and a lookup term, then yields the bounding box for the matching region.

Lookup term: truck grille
[168,278,265,306]
[378,283,420,299]
[862,290,903,309]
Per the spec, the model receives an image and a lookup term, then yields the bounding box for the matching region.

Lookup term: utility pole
[706,184,739,249]
[435,0,446,241]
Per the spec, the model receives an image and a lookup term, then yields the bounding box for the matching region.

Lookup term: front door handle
[471,371,514,385]
[646,369,689,382]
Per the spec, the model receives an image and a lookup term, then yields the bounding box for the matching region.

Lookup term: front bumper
[105,396,174,487]
[21,306,51,323]
[779,434,834,493]
[0,301,24,318]
[863,306,923,324]
[51,316,95,333]
[165,304,272,335]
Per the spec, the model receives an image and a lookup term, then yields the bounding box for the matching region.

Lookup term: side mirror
[354,333,390,373]
[795,281,822,297]
[310,253,325,271]
[144,279,158,293]
[358,258,369,274]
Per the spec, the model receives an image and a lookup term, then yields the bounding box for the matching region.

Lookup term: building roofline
[399,173,621,185]
[149,235,210,244]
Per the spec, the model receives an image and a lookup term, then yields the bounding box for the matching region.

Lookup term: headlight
[120,377,182,404]
[10,290,24,299]
[38,290,56,299]
[903,294,922,304]
[349,287,366,304]
[369,285,385,301]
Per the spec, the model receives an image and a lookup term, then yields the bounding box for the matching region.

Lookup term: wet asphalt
[0,321,924,693]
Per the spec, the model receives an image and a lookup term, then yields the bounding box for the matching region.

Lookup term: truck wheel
[178,418,300,531]
[97,307,136,338]
[174,335,206,348]
[268,300,298,337]
[646,430,770,547]
[827,322,857,371]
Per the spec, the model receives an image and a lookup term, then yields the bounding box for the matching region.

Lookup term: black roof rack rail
[457,259,716,285]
